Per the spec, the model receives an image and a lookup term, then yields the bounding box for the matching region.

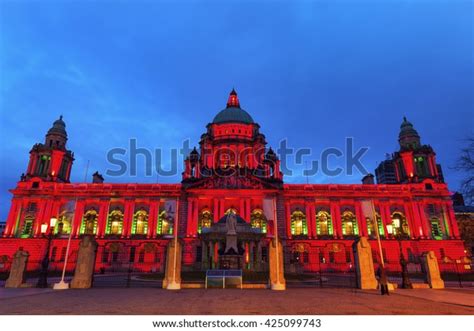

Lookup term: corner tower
[376,117,443,184]
[24,116,74,183]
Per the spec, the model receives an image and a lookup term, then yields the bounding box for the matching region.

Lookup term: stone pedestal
[163,239,182,290]
[422,251,444,289]
[5,249,29,288]
[353,237,378,289]
[71,235,98,289]
[269,239,286,290]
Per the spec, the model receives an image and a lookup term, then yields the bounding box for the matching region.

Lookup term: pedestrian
[377,265,389,295]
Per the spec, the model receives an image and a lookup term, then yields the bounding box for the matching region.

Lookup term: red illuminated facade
[0,90,467,274]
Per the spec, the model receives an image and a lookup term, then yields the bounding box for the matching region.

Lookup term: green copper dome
[213,107,254,124]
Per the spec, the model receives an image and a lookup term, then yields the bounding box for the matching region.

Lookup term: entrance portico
[200,211,267,271]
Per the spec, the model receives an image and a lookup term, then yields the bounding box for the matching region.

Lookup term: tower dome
[398,116,420,149]
[45,115,68,148]
[47,115,67,139]
[212,89,254,124]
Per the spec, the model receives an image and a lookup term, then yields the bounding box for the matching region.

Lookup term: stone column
[219,199,225,218]
[148,200,158,239]
[213,199,219,223]
[256,241,262,272]
[245,199,251,222]
[444,201,461,239]
[310,205,317,239]
[330,202,342,239]
[249,241,256,270]
[285,202,292,239]
[422,251,444,289]
[72,200,85,237]
[353,237,378,289]
[97,200,109,238]
[240,200,245,219]
[33,200,47,238]
[418,202,432,239]
[403,201,416,239]
[39,200,54,236]
[202,241,209,270]
[209,241,214,269]
[409,201,423,238]
[192,199,199,236]
[123,200,135,238]
[5,249,29,288]
[71,235,98,289]
[269,238,286,290]
[186,199,194,236]
[4,199,21,238]
[163,239,182,290]
[355,202,367,237]
[305,203,313,238]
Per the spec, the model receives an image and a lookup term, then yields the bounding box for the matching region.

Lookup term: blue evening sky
[0,0,473,220]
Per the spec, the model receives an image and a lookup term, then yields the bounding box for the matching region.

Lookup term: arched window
[291,210,307,236]
[250,209,267,233]
[366,214,384,238]
[341,211,358,236]
[198,209,213,233]
[157,210,173,235]
[81,209,98,235]
[55,211,72,235]
[132,209,148,235]
[316,211,333,236]
[391,212,409,237]
[107,209,124,235]
[414,156,430,177]
[430,217,443,240]
[20,217,34,238]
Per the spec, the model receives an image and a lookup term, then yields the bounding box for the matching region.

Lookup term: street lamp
[37,217,57,288]
[386,223,412,289]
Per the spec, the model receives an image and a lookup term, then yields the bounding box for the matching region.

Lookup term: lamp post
[37,217,57,288]
[386,224,412,289]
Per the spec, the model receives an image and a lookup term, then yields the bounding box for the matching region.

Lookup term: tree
[455,136,474,206]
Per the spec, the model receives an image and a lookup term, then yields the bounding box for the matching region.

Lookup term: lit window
[251,209,267,233]
[291,210,307,236]
[316,211,333,236]
[198,210,213,233]
[341,211,358,236]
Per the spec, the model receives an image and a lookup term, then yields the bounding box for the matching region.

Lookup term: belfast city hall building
[0,90,468,279]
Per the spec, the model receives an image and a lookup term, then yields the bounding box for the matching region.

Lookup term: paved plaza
[0,288,473,315]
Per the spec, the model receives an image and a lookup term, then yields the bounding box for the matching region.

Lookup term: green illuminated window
[391,212,409,237]
[131,210,148,235]
[316,211,333,236]
[341,211,358,236]
[250,209,267,233]
[430,218,443,240]
[54,214,71,235]
[157,210,173,235]
[106,209,124,235]
[198,209,213,233]
[290,210,307,236]
[80,210,98,235]
[20,218,34,238]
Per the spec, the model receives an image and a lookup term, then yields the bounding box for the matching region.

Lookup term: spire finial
[60,115,63,120]
[226,88,240,108]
